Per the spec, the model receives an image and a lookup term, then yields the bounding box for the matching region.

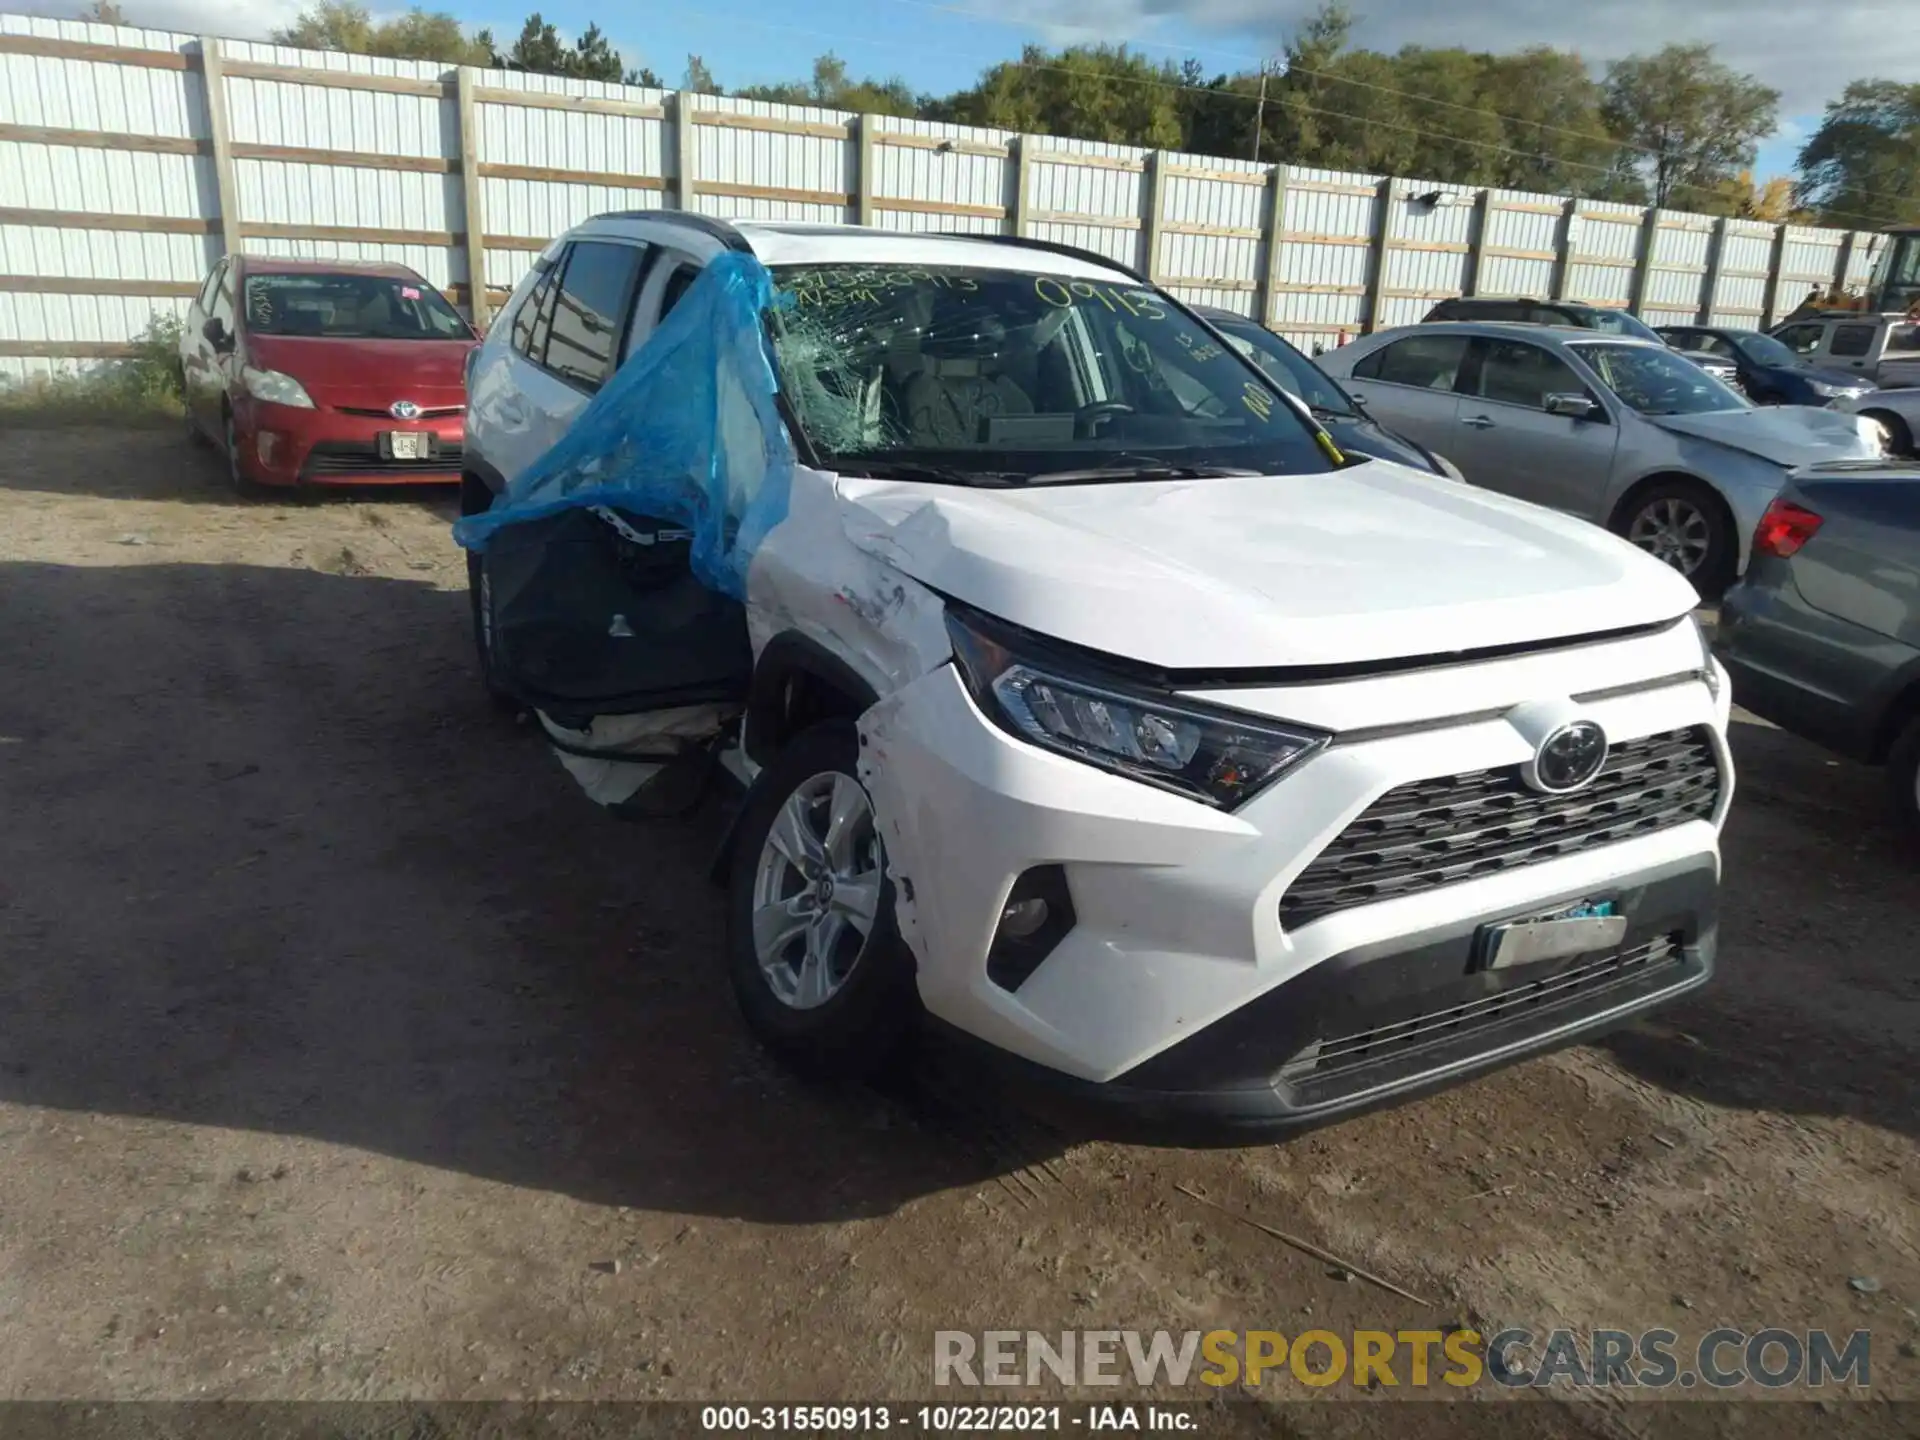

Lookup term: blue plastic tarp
[453,249,793,601]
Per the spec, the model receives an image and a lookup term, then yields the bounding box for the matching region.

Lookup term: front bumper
[234,397,464,486]
[947,857,1714,1140]
[858,619,1731,1098]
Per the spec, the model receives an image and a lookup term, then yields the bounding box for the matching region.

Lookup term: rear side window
[544,240,647,392]
[1830,324,1875,358]
[511,260,560,362]
[1353,334,1470,390]
[1888,323,1920,354]
[659,265,699,321]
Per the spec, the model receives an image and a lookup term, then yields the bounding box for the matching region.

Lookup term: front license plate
[383,430,429,461]
[1476,900,1626,971]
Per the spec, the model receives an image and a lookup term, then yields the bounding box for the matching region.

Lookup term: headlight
[1809,381,1847,399]
[1686,613,1723,701]
[241,365,315,408]
[945,606,1328,809]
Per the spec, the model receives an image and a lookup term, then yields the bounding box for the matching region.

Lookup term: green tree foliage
[933,45,1186,149]
[1601,43,1779,208]
[271,3,495,66]
[734,53,919,117]
[1795,80,1920,228]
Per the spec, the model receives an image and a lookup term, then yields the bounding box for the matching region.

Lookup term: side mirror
[203,317,231,350]
[1544,391,1600,420]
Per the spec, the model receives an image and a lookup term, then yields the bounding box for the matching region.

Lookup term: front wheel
[725,720,916,1078]
[1620,479,1736,600]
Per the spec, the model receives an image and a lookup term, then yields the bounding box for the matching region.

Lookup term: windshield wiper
[1308,403,1360,422]
[1021,460,1264,486]
[833,460,1013,487]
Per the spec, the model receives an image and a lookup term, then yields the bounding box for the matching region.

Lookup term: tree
[938,44,1185,149]
[1602,43,1779,208]
[271,3,492,66]
[78,1,127,21]
[684,55,721,94]
[1795,80,1920,229]
[493,12,654,83]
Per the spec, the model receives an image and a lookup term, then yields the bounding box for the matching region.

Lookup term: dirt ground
[0,428,1914,1434]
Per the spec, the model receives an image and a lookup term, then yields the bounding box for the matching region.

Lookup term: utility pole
[1251,62,1269,162]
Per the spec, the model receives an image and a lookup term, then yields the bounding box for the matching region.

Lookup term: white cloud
[16,0,308,41]
[971,0,1913,119]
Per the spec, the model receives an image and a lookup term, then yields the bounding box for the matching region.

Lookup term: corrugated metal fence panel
[1027,136,1148,272]
[475,72,668,295]
[0,15,213,377]
[1712,220,1774,323]
[1478,190,1564,299]
[871,116,1013,235]
[215,37,447,82]
[1780,226,1844,289]
[1565,200,1640,308]
[1844,231,1882,292]
[694,94,851,223]
[1640,212,1712,326]
[1380,176,1472,328]
[1157,149,1264,314]
[1272,165,1375,341]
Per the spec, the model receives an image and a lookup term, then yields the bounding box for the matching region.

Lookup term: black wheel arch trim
[462,455,510,502]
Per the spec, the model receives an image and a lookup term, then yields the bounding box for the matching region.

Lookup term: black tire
[1617,478,1737,601]
[221,408,258,496]
[725,720,917,1079]
[1888,713,1920,840]
[465,546,521,712]
[1863,409,1913,458]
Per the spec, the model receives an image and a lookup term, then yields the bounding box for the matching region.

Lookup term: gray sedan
[1717,464,1920,833]
[1318,322,1888,594]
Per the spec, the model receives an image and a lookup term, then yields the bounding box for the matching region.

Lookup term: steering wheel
[1074,400,1135,438]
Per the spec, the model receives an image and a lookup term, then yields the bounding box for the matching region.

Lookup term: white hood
[832,459,1700,670]
[1647,405,1879,466]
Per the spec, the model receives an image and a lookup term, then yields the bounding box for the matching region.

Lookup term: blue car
[1190,305,1461,477]
[1657,325,1877,408]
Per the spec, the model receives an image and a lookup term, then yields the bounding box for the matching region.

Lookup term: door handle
[1460,414,1495,429]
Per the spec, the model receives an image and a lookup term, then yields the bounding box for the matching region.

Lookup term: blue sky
[39,0,1912,184]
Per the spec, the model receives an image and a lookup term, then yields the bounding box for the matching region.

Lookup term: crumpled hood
[832,459,1699,670]
[1646,405,1878,466]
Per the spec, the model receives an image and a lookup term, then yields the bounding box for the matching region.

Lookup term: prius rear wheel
[725,721,916,1078]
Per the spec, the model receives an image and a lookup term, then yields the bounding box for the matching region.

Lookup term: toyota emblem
[1527,721,1609,794]
[389,399,422,420]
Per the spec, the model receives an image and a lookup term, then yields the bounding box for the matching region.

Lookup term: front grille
[1279,726,1721,930]
[337,404,465,418]
[303,440,463,476]
[1279,932,1686,1082]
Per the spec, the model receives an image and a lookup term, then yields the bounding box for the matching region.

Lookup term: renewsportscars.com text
[933,1328,1873,1391]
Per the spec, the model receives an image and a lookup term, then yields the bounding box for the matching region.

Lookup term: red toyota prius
[180,257,478,489]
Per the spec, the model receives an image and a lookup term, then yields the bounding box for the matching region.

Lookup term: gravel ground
[0,428,1913,1435]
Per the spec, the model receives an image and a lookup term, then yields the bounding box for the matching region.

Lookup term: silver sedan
[1318,321,1888,594]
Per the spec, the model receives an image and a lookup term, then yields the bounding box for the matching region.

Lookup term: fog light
[997,897,1050,940]
[256,431,279,464]
[985,865,1076,993]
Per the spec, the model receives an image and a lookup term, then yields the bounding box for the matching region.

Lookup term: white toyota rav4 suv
[461,212,1734,1136]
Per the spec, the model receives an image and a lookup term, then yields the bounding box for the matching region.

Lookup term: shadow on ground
[1599,714,1920,1141]
[0,557,1057,1225]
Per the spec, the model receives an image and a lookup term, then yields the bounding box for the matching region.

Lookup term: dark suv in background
[1424,297,1740,390]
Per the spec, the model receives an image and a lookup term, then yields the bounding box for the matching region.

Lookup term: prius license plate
[383,430,429,461]
[1475,900,1626,971]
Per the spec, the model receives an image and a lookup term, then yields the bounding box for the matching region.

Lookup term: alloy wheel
[1627,497,1711,576]
[749,771,884,1011]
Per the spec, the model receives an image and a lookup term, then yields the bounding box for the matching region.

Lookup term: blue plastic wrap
[453,250,793,601]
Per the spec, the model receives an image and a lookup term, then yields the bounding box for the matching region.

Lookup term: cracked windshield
[767,264,1338,484]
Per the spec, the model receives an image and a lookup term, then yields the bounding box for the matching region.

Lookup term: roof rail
[591,210,752,251]
[937,232,1147,283]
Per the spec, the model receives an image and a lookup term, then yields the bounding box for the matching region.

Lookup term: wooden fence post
[1261,162,1287,328]
[1009,135,1031,237]
[455,68,488,329]
[1627,208,1661,316]
[1142,150,1166,283]
[1697,215,1729,325]
[1362,176,1394,332]
[856,114,877,228]
[1460,189,1490,298]
[1548,197,1578,301]
[675,91,699,212]
[1761,224,1789,327]
[198,37,242,262]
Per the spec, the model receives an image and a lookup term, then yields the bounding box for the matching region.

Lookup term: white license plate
[1477,900,1626,971]
[386,431,429,461]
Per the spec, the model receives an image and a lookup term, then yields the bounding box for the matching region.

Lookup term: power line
[684,0,1901,232]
